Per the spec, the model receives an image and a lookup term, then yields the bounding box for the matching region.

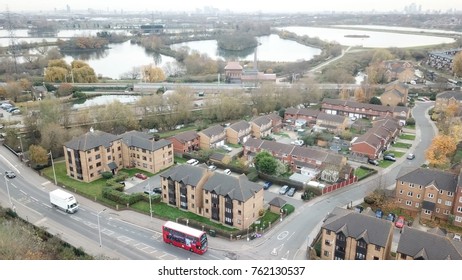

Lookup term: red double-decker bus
[162,221,208,255]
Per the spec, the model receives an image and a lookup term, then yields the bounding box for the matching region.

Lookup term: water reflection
[62,48,110,61]
[216,46,256,60]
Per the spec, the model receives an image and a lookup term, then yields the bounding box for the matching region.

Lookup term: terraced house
[434,90,462,114]
[198,125,226,150]
[225,120,251,145]
[320,207,394,260]
[63,129,173,182]
[160,164,263,230]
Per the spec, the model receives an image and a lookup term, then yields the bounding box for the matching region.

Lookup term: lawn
[392,142,412,149]
[273,132,290,138]
[355,167,374,180]
[158,126,197,138]
[384,150,405,158]
[399,134,416,140]
[379,160,395,168]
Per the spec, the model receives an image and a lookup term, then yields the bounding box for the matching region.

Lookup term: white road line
[0,154,20,173]
[30,196,38,202]
[117,236,133,243]
[19,189,27,195]
[286,231,295,241]
[102,229,114,236]
[42,203,52,209]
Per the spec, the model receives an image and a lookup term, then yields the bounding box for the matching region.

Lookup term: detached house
[168,130,200,155]
[380,81,409,106]
[320,207,394,260]
[198,125,226,150]
[394,167,459,222]
[226,120,251,145]
[160,164,263,230]
[250,115,273,138]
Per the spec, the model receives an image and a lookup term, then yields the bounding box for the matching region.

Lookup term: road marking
[19,190,27,196]
[117,236,133,244]
[30,196,38,202]
[102,228,114,236]
[286,231,295,241]
[277,231,289,240]
[281,250,290,260]
[42,203,52,209]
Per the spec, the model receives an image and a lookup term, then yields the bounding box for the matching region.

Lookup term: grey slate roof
[396,167,458,192]
[228,120,250,132]
[170,130,199,143]
[64,130,119,151]
[268,197,287,208]
[322,207,393,248]
[199,125,225,137]
[322,98,409,115]
[437,91,462,101]
[317,112,346,124]
[251,115,272,127]
[203,173,262,202]
[160,164,206,187]
[397,226,462,260]
[120,130,171,151]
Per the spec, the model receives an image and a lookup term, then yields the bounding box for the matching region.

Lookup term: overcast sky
[2,0,461,13]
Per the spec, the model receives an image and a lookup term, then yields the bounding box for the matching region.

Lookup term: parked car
[5,171,15,179]
[386,213,396,222]
[375,208,383,219]
[222,145,233,152]
[208,165,217,171]
[6,107,18,113]
[135,173,148,180]
[395,216,405,228]
[368,158,379,166]
[354,205,364,213]
[224,169,231,175]
[407,153,415,160]
[287,187,296,197]
[291,139,304,146]
[263,181,273,190]
[186,159,199,166]
[383,155,396,161]
[279,185,289,195]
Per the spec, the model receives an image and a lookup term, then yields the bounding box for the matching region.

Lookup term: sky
[2,0,461,14]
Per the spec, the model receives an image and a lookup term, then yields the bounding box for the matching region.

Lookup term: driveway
[124,175,161,194]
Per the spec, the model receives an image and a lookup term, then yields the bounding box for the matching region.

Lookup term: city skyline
[2,0,461,14]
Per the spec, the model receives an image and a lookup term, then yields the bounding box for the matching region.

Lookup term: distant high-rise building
[66,4,70,13]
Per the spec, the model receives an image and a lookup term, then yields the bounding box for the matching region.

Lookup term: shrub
[101,171,113,179]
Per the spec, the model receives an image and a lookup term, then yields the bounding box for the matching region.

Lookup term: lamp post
[148,183,152,220]
[97,208,106,247]
[3,175,12,205]
[48,151,57,185]
[17,136,24,160]
[246,218,250,241]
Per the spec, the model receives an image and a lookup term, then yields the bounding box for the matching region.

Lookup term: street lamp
[97,208,106,247]
[48,151,57,185]
[148,183,152,220]
[3,174,12,205]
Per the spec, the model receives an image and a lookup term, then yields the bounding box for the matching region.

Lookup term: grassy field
[392,142,412,149]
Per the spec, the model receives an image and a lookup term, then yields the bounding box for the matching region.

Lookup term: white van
[186,159,199,166]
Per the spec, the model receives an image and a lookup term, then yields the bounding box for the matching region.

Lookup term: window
[448,191,454,197]
[355,252,365,260]
[205,209,209,213]
[444,209,450,215]
[459,197,462,203]
[238,210,242,215]
[437,198,442,203]
[436,208,440,213]
[424,209,431,215]
[407,191,413,197]
[406,200,412,206]
[428,193,434,198]
[89,165,93,170]
[375,245,381,251]
[419,185,422,190]
[325,240,331,246]
[96,162,101,167]
[445,201,452,207]
[417,194,421,199]
[457,206,462,213]
[410,183,414,188]
[95,154,101,160]
[415,203,419,208]
[205,199,209,204]
[323,251,329,257]
[326,230,331,235]
[439,189,444,194]
[455,216,462,223]
[191,194,195,199]
[399,189,403,194]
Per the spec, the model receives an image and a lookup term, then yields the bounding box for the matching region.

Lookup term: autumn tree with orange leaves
[425,134,457,168]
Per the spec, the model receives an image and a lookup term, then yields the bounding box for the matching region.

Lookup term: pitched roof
[203,173,262,202]
[317,112,346,124]
[382,88,404,98]
[64,129,119,151]
[437,91,462,101]
[268,197,287,208]
[120,130,171,151]
[224,61,243,70]
[322,98,409,115]
[251,115,272,127]
[159,164,206,187]
[322,207,393,248]
[396,167,458,192]
[169,130,199,143]
[397,226,462,260]
[285,107,320,118]
[228,120,251,132]
[199,125,225,137]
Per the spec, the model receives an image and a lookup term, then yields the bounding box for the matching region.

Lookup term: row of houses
[320,206,462,260]
[168,114,282,155]
[243,138,348,183]
[350,117,402,160]
[434,90,462,114]
[284,108,349,134]
[426,48,462,72]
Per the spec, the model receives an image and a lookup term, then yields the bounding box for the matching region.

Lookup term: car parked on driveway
[224,169,231,175]
[263,181,272,190]
[186,159,199,165]
[135,173,148,180]
[395,216,405,228]
[386,213,396,222]
[279,185,289,195]
[287,187,296,197]
[375,208,383,219]
[383,155,396,161]
[208,165,217,171]
[368,158,379,166]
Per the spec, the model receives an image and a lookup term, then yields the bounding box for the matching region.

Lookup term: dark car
[5,171,15,179]
[383,155,396,161]
[287,187,296,197]
[368,158,379,166]
[386,213,396,222]
[354,205,364,213]
[375,208,383,219]
[263,181,273,190]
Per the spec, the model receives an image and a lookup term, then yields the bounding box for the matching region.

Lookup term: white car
[224,169,231,175]
[186,159,199,166]
[222,145,233,152]
[291,140,304,146]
